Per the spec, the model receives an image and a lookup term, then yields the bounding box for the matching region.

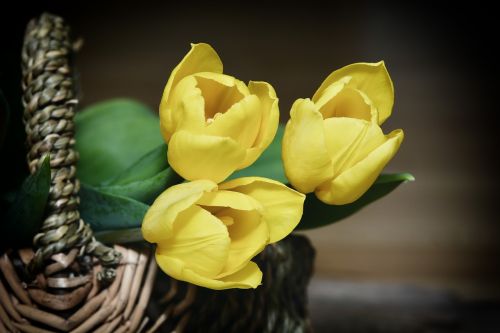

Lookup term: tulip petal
[168,131,246,183]
[195,72,250,100]
[313,62,394,124]
[282,99,334,193]
[156,205,230,278]
[160,75,206,141]
[215,208,268,278]
[155,255,262,290]
[220,177,305,243]
[316,129,404,205]
[142,180,217,243]
[323,117,386,177]
[160,43,223,112]
[218,261,262,289]
[194,72,250,120]
[197,190,263,212]
[314,78,346,109]
[204,94,262,149]
[241,81,280,167]
[316,81,377,123]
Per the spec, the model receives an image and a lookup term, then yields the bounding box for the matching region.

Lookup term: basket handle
[21,13,121,283]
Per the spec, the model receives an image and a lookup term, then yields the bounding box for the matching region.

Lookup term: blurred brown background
[2,1,499,330]
[70,2,500,300]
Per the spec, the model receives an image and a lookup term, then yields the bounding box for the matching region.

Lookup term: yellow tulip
[160,43,279,183]
[282,62,404,205]
[141,177,305,290]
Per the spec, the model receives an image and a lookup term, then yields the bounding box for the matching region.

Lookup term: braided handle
[21,13,121,282]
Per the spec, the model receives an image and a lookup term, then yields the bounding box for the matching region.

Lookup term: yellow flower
[282,62,404,205]
[160,43,279,183]
[141,177,305,290]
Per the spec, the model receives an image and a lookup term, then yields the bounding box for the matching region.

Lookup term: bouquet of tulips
[1,42,412,292]
[141,43,411,289]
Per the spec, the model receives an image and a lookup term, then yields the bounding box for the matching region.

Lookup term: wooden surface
[308,278,500,333]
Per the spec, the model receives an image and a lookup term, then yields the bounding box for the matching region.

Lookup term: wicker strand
[21,13,121,283]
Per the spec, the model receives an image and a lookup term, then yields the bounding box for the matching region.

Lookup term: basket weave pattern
[0,13,156,333]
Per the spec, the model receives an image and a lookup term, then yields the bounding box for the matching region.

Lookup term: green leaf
[230,124,287,183]
[296,172,415,230]
[75,99,163,186]
[80,184,149,232]
[94,228,144,244]
[1,157,51,247]
[105,144,168,186]
[97,167,182,204]
[94,143,182,204]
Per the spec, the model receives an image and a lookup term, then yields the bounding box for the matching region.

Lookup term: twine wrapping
[21,13,121,283]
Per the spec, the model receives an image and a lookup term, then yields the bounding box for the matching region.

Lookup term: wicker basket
[0,13,315,333]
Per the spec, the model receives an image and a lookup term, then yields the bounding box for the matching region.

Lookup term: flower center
[206,112,223,124]
[194,74,246,123]
[321,87,373,121]
[217,215,234,226]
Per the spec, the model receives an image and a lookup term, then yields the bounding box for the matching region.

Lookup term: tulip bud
[142,177,305,290]
[160,43,279,183]
[282,62,404,205]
